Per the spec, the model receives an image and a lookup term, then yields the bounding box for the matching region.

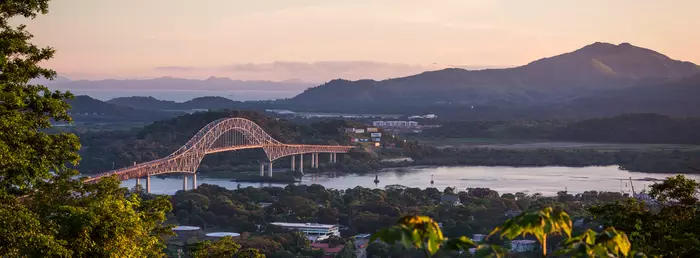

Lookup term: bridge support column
[291,156,295,171]
[329,153,333,163]
[260,163,265,176]
[183,176,188,191]
[268,161,273,177]
[311,152,315,168]
[315,153,319,168]
[192,173,197,190]
[135,178,141,190]
[146,176,151,193]
[299,154,304,174]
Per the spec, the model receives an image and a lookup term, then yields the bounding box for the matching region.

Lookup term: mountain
[47,76,314,92]
[107,96,242,110]
[289,42,700,108]
[66,95,182,122]
[553,73,700,118]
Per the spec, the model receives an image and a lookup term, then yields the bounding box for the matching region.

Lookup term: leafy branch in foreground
[371,207,650,258]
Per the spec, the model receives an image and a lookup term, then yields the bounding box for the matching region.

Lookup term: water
[120,166,700,196]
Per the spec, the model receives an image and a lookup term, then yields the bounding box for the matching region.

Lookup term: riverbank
[121,165,700,196]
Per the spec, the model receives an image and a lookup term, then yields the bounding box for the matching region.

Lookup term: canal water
[119,166,700,196]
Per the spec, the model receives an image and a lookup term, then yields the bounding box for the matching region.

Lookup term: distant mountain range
[37,76,314,91]
[288,42,700,108]
[106,96,243,111]
[57,42,700,121]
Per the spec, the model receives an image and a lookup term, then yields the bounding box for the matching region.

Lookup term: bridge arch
[84,117,354,182]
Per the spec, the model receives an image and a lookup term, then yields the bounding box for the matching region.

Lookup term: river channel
[119,166,700,196]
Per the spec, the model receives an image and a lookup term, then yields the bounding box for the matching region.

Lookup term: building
[311,243,344,258]
[510,240,537,252]
[270,222,340,242]
[440,194,461,206]
[372,120,419,128]
[205,232,241,239]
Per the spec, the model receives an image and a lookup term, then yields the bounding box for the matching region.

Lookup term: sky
[21,0,700,82]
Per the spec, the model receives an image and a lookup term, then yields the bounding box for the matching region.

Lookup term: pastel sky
[22,0,700,82]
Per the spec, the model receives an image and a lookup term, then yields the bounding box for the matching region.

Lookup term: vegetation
[422,113,700,145]
[408,146,700,173]
[0,2,177,257]
[370,175,700,257]
[167,182,634,257]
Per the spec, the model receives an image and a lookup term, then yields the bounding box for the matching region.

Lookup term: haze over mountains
[290,42,700,107]
[38,76,315,101]
[61,42,700,121]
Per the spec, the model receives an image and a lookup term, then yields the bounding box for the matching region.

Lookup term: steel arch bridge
[83,117,354,183]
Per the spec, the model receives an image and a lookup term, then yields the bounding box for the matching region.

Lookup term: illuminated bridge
[83,117,354,192]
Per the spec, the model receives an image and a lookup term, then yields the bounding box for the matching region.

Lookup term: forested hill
[423,113,700,145]
[66,95,181,122]
[289,42,700,108]
[107,96,245,111]
[77,110,365,174]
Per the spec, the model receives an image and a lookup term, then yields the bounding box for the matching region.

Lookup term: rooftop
[206,232,241,237]
[271,222,338,229]
[172,226,201,231]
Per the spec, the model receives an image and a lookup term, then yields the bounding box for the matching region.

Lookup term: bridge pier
[135,178,141,190]
[146,176,151,193]
[183,176,188,191]
[268,161,273,177]
[192,173,197,190]
[310,153,315,168]
[315,153,319,168]
[260,163,265,176]
[299,154,304,174]
[291,156,295,171]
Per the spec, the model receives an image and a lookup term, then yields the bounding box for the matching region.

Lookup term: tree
[192,237,233,257]
[371,207,646,258]
[334,240,357,258]
[0,1,174,256]
[590,175,700,257]
[0,0,80,195]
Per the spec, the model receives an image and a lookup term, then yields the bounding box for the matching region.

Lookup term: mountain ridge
[289,42,700,107]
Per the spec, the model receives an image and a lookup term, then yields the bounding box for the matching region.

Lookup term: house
[510,240,537,252]
[440,194,461,206]
[311,243,345,258]
[270,222,340,242]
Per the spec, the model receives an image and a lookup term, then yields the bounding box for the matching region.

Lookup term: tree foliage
[0,1,175,257]
[372,207,644,258]
[590,175,700,257]
[0,0,80,194]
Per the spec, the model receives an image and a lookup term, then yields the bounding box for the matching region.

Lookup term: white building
[271,222,340,242]
[372,121,419,128]
[510,240,537,252]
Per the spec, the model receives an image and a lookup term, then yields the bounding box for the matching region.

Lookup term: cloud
[153,66,197,72]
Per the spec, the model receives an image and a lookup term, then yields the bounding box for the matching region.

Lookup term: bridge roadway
[83,117,355,192]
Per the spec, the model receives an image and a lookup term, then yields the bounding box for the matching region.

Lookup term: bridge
[83,117,355,192]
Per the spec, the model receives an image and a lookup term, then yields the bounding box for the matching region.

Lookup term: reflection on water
[119,166,700,196]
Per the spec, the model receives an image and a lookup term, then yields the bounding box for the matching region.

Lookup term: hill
[107,96,244,110]
[66,95,181,123]
[422,113,700,145]
[553,73,700,118]
[289,42,700,108]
